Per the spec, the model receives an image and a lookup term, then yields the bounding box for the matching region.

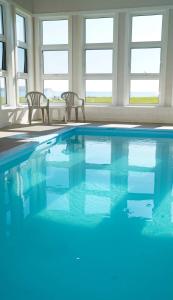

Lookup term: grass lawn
[86,97,112,104]
[0,96,7,105]
[130,97,159,105]
[19,97,27,104]
[86,97,159,104]
[16,96,159,105]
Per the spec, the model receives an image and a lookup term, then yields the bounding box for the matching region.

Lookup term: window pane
[17,47,27,73]
[0,77,6,105]
[44,80,69,102]
[86,80,112,104]
[43,20,68,45]
[130,80,159,104]
[16,14,26,43]
[131,48,161,74]
[18,79,27,104]
[43,51,68,74]
[86,50,112,74]
[0,42,6,70]
[0,5,3,35]
[132,15,163,42]
[86,18,113,43]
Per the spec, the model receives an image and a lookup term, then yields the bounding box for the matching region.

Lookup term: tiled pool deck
[1,121,173,153]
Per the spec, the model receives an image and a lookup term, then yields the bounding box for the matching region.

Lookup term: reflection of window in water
[171,203,173,223]
[85,169,111,191]
[85,139,111,164]
[127,200,154,220]
[128,142,156,168]
[47,167,69,188]
[46,144,70,162]
[128,171,155,194]
[85,195,111,215]
[47,192,70,212]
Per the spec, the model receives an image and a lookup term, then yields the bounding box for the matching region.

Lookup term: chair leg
[81,106,86,122]
[64,108,68,123]
[28,108,32,125]
[68,107,71,122]
[75,108,78,122]
[47,107,50,124]
[41,108,44,123]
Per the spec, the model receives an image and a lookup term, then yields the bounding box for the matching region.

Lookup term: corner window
[0,41,6,70]
[16,14,26,43]
[16,13,28,104]
[0,77,6,105]
[17,79,27,104]
[0,5,7,105]
[129,14,163,105]
[0,5,4,35]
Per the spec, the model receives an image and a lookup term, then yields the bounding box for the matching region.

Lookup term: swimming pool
[1,126,173,300]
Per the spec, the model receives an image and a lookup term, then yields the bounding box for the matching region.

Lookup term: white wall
[33,0,173,14]
[49,106,173,124]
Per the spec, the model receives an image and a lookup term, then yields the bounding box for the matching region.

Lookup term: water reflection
[127,200,154,220]
[1,134,173,239]
[85,195,111,215]
[128,142,156,168]
[128,171,155,194]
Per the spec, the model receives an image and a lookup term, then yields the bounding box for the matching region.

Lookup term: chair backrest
[26,92,48,107]
[61,91,79,107]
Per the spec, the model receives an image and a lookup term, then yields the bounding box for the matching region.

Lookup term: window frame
[0,2,7,106]
[126,10,168,106]
[82,14,118,106]
[39,16,72,102]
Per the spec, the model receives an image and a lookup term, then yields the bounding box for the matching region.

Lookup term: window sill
[1,105,28,110]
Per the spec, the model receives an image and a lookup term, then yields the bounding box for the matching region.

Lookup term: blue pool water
[1,127,173,300]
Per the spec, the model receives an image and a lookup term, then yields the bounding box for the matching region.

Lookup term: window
[84,17,114,104]
[16,14,26,43]
[43,51,68,74]
[128,14,163,105]
[86,50,113,74]
[0,5,4,35]
[42,19,70,102]
[43,20,68,45]
[0,4,7,105]
[17,79,27,104]
[86,80,112,104]
[16,13,28,104]
[0,41,6,70]
[17,47,27,73]
[44,80,69,101]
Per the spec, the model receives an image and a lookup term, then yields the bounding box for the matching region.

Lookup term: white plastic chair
[61,91,85,123]
[26,91,50,125]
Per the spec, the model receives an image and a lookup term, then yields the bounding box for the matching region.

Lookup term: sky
[16,14,25,42]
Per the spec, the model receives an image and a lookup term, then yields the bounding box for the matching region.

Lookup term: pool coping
[1,124,173,167]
